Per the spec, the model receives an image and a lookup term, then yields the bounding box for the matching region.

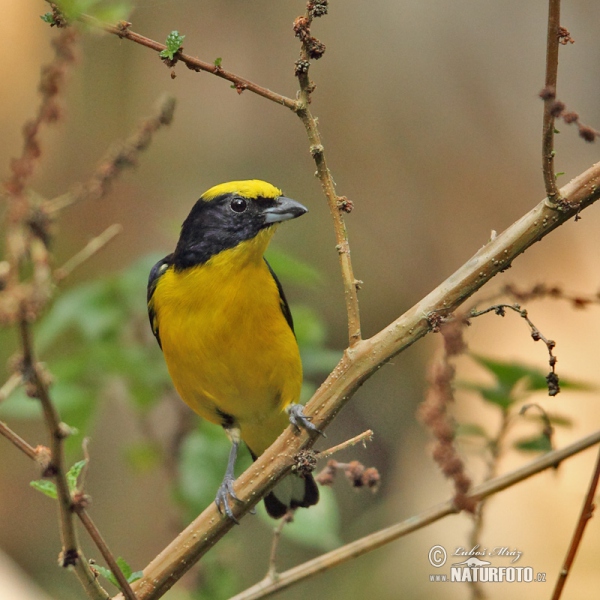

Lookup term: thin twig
[551,445,600,600]
[54,224,123,281]
[76,510,138,600]
[0,418,136,600]
[0,372,22,403]
[48,95,176,213]
[265,513,293,581]
[318,430,373,460]
[85,16,296,110]
[229,429,600,600]
[542,0,562,202]
[0,420,38,461]
[18,316,108,600]
[470,303,559,395]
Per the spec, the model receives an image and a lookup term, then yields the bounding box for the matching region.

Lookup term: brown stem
[551,445,600,600]
[0,420,38,460]
[229,429,600,600]
[542,0,562,201]
[87,17,296,110]
[18,316,108,600]
[76,510,137,600]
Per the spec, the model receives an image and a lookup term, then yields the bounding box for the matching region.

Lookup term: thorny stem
[542,0,562,202]
[294,8,362,345]
[18,316,109,600]
[87,16,296,110]
[551,445,600,600]
[229,429,600,600]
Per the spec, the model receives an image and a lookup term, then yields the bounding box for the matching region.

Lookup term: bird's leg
[286,404,326,437]
[215,426,242,522]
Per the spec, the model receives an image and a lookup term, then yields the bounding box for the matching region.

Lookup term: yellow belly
[152,239,302,456]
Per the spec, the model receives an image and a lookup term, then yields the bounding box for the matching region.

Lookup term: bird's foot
[215,475,241,523]
[286,403,326,437]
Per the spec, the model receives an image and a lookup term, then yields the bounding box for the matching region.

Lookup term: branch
[86,17,296,110]
[18,316,109,600]
[231,429,600,600]
[114,159,600,600]
[48,95,176,213]
[54,224,123,282]
[542,0,562,201]
[551,445,600,600]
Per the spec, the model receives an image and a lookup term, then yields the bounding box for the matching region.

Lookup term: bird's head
[173,180,307,270]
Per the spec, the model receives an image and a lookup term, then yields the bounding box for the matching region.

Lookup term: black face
[172,193,279,270]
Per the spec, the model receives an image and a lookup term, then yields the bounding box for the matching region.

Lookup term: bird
[147,179,320,520]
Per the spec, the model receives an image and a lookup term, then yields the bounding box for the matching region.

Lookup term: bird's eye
[230,197,248,213]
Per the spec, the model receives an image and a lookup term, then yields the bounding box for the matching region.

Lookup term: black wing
[147,254,173,349]
[264,258,295,334]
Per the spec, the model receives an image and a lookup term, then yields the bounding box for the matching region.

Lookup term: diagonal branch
[231,429,600,600]
[551,445,600,600]
[114,160,600,600]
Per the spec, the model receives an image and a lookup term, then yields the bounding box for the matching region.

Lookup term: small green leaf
[555,172,565,179]
[514,434,553,453]
[67,459,87,492]
[116,557,132,580]
[128,570,143,584]
[41,13,56,24]
[30,480,58,499]
[95,565,118,588]
[159,30,185,60]
[456,422,489,439]
[554,127,561,134]
[95,558,141,590]
[214,57,222,67]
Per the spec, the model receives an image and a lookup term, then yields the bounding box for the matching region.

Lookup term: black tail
[263,472,319,519]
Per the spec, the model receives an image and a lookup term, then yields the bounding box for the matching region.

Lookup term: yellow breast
[152,232,302,455]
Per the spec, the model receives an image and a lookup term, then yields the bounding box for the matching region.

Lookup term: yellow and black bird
[147,180,319,519]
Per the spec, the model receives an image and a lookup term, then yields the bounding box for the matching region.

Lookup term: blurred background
[1,1,600,599]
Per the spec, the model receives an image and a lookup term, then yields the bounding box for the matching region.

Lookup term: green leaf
[470,355,592,408]
[159,30,185,60]
[30,480,58,499]
[514,434,553,453]
[116,557,132,580]
[95,557,142,590]
[67,460,87,492]
[41,13,56,24]
[456,422,489,439]
[265,247,322,287]
[95,565,118,588]
[214,57,222,67]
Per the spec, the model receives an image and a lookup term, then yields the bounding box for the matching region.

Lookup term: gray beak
[263,196,308,224]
